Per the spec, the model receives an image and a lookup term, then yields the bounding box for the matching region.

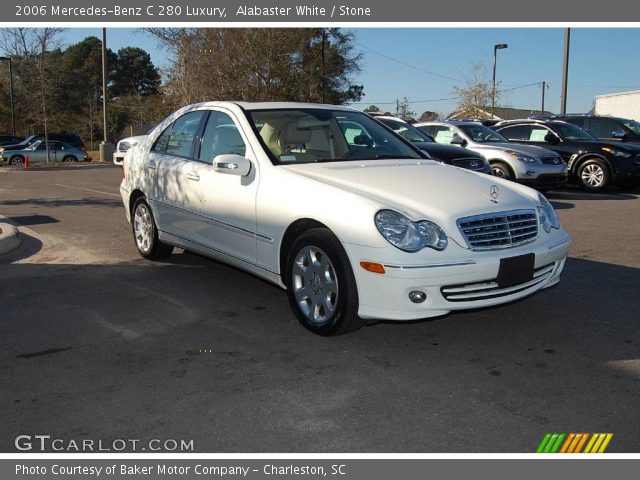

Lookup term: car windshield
[246,108,424,164]
[555,122,596,141]
[378,118,432,143]
[458,124,507,143]
[621,118,640,135]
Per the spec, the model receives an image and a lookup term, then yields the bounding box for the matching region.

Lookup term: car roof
[201,101,357,112]
[415,120,480,126]
[375,115,407,123]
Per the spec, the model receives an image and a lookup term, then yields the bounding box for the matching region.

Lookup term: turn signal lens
[360,261,385,274]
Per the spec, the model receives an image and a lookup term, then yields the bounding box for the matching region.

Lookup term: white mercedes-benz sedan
[120,102,571,335]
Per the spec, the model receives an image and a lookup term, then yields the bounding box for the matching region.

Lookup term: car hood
[413,141,483,162]
[281,159,538,227]
[472,142,558,157]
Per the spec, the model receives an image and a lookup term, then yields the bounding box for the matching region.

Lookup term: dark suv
[494,119,640,191]
[554,114,640,146]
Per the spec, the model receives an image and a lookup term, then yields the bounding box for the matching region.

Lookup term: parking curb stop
[0,216,21,255]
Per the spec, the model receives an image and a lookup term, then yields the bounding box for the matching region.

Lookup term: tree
[363,105,381,113]
[452,64,497,117]
[146,28,364,108]
[111,47,160,97]
[418,111,439,122]
[396,97,415,121]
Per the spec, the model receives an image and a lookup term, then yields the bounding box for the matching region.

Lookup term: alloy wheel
[291,246,339,325]
[581,163,605,188]
[133,203,153,253]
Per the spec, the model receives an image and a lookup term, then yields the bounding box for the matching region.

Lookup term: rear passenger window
[152,124,172,153]
[198,111,246,163]
[166,111,206,158]
[498,125,530,141]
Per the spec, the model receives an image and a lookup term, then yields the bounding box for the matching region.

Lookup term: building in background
[594,90,640,122]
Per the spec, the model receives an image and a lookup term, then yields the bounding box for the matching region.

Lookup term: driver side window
[432,126,455,144]
[529,126,554,142]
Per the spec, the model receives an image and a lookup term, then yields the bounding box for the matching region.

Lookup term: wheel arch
[279,218,331,285]
[488,159,516,177]
[571,153,613,176]
[128,189,146,218]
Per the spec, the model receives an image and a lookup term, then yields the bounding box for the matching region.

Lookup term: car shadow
[0,197,122,208]
[548,185,638,201]
[0,253,638,452]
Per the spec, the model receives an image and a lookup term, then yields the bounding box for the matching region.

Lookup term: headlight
[537,193,560,233]
[601,146,631,158]
[375,210,448,252]
[505,150,537,163]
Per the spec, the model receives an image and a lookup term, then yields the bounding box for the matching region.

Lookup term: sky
[59,28,640,116]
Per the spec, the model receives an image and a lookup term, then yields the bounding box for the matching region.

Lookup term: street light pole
[541,81,546,112]
[0,56,15,136]
[492,43,508,117]
[102,28,108,145]
[560,28,571,115]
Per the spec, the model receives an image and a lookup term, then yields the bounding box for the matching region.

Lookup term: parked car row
[120,101,571,335]
[0,132,88,165]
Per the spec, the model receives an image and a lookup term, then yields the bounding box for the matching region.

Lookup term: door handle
[186,172,200,181]
[147,160,157,170]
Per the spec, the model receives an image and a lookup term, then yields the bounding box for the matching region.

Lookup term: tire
[63,155,78,162]
[285,228,364,336]
[490,162,513,180]
[9,155,24,166]
[577,158,610,192]
[131,198,173,260]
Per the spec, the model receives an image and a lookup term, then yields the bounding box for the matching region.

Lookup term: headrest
[280,121,312,146]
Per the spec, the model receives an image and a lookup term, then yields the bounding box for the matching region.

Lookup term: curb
[0,216,21,256]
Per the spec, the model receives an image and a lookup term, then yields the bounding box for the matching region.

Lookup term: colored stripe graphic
[537,433,613,453]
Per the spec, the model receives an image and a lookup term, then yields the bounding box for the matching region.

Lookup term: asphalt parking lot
[1,165,639,452]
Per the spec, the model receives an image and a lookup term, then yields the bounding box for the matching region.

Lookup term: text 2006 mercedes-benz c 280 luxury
[120,102,571,335]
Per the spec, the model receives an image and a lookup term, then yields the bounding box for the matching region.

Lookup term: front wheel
[9,155,24,166]
[285,228,363,336]
[491,162,513,180]
[63,155,78,162]
[577,158,610,192]
[131,198,173,260]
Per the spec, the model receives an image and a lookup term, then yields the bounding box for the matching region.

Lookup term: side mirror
[213,154,251,176]
[611,131,627,141]
[544,133,560,144]
[450,134,466,146]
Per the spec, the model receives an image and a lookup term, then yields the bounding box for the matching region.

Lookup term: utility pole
[320,28,326,104]
[0,57,15,136]
[541,81,546,112]
[396,99,399,117]
[560,28,571,114]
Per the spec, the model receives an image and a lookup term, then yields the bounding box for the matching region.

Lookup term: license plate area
[497,253,535,288]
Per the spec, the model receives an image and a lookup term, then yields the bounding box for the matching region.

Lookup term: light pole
[491,43,508,117]
[99,27,114,162]
[541,81,546,112]
[0,56,15,136]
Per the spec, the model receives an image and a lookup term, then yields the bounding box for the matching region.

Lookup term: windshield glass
[555,122,596,141]
[458,124,507,143]
[621,118,640,135]
[246,109,424,164]
[378,118,432,143]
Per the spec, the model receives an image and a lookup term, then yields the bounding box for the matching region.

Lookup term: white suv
[120,102,571,335]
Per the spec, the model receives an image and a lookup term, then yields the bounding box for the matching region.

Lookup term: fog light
[408,290,427,303]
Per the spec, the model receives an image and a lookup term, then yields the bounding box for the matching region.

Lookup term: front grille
[451,157,486,171]
[118,141,131,153]
[441,263,555,302]
[457,210,538,250]
[541,156,563,165]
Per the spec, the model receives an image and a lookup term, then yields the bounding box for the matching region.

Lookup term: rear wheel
[131,198,173,260]
[285,228,363,336]
[9,155,24,166]
[577,158,610,192]
[491,162,513,180]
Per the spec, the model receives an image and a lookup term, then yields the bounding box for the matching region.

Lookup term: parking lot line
[54,183,120,198]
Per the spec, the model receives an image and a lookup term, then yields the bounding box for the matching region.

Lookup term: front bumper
[343,230,571,321]
[511,160,568,185]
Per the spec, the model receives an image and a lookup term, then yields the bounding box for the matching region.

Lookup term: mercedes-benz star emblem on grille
[489,185,500,203]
